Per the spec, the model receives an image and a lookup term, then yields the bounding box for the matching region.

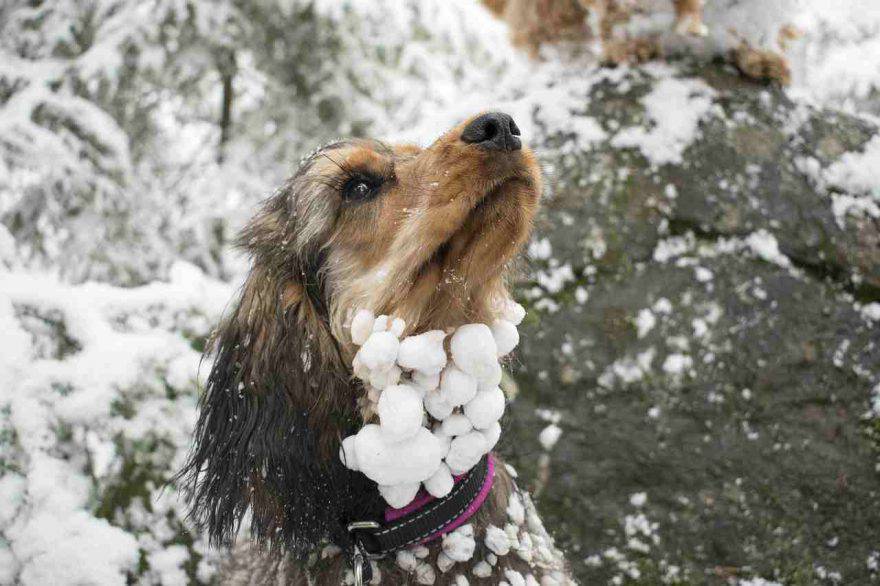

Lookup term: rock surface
[501,61,880,585]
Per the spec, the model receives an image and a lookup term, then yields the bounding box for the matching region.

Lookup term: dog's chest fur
[218,460,571,585]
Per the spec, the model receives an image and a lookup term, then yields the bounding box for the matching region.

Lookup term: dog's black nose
[461,112,521,152]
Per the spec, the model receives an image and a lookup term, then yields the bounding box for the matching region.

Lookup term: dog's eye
[341,174,382,202]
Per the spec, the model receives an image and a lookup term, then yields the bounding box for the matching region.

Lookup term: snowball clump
[341,305,523,507]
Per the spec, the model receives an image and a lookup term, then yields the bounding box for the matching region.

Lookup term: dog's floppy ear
[178,191,381,555]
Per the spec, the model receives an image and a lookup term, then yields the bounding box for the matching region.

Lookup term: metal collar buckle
[347,521,383,557]
[348,521,381,586]
[347,520,381,533]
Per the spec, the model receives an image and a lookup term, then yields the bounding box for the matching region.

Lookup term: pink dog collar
[385,453,496,544]
[347,453,495,561]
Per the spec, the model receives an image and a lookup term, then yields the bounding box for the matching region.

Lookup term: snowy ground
[1,1,879,584]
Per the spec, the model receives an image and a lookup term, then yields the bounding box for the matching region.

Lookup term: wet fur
[179,117,570,584]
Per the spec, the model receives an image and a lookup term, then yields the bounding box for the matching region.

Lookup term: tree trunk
[217,49,236,164]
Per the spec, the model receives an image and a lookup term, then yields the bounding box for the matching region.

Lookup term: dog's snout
[460,112,521,152]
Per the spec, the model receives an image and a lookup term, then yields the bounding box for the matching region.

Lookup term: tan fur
[732,41,792,85]
[324,122,542,360]
[486,0,793,84]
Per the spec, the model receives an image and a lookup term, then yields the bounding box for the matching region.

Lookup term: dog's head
[179,113,541,554]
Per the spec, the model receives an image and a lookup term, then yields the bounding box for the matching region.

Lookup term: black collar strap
[347,454,493,583]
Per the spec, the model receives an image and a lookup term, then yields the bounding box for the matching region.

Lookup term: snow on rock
[823,135,880,196]
[350,309,376,345]
[377,384,425,441]
[442,524,476,562]
[630,492,648,507]
[464,386,506,430]
[398,330,447,374]
[490,319,519,357]
[745,230,792,269]
[450,324,500,384]
[831,194,880,229]
[440,364,479,406]
[424,463,454,498]
[610,75,717,167]
[635,308,657,338]
[538,424,563,450]
[662,353,694,376]
[445,431,488,475]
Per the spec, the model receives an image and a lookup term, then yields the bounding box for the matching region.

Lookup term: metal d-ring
[348,520,384,559]
[353,549,364,586]
[349,521,381,585]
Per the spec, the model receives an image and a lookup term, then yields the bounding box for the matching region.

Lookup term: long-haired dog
[178,113,573,584]
[485,0,793,84]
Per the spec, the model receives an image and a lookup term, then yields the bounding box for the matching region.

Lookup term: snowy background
[1,1,880,584]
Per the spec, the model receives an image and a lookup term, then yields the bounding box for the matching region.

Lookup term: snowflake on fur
[340,301,525,508]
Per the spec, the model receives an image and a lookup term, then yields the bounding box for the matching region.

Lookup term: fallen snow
[745,230,792,268]
[0,263,230,583]
[538,424,563,451]
[662,353,694,376]
[824,136,880,196]
[831,194,880,230]
[635,308,657,338]
[611,75,717,167]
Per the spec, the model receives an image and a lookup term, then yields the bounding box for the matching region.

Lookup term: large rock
[502,61,880,584]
